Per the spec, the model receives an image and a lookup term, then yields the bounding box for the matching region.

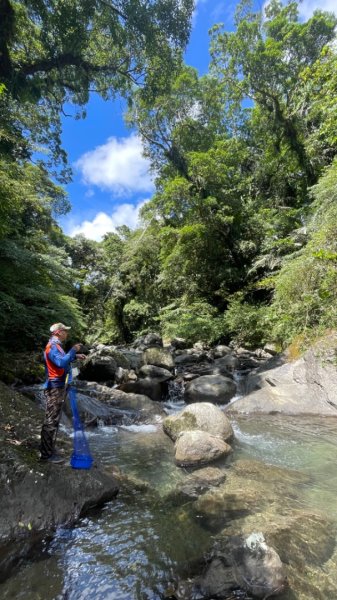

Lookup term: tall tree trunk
[0,0,15,84]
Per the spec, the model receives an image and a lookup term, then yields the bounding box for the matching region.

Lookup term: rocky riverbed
[2,333,337,597]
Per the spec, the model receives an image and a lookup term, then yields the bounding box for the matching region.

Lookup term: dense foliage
[2,0,337,352]
[0,0,193,350]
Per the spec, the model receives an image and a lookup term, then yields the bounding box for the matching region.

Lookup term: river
[1,406,337,598]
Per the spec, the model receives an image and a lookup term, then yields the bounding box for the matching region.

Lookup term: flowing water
[2,395,337,598]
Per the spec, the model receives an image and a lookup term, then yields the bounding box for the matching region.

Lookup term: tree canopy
[2,0,337,352]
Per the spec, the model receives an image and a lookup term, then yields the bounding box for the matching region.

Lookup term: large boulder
[174,430,232,467]
[115,348,144,371]
[92,345,131,369]
[214,354,240,371]
[79,345,131,383]
[143,347,175,370]
[79,353,117,382]
[132,333,163,350]
[174,352,208,367]
[185,375,236,405]
[170,337,188,350]
[212,345,231,358]
[163,402,234,442]
[138,364,173,382]
[118,379,165,402]
[227,336,337,415]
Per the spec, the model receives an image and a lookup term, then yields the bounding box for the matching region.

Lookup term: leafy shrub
[123,299,154,334]
[160,300,224,345]
[269,161,337,346]
[223,293,270,348]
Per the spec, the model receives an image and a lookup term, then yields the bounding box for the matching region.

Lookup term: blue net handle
[68,386,83,431]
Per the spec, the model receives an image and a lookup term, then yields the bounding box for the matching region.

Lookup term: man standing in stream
[40,323,85,464]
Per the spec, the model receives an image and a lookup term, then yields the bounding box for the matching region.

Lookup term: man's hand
[76,353,86,360]
[73,343,82,352]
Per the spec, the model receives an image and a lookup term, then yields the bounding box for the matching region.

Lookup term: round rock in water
[163,402,233,442]
[185,375,237,405]
[174,430,232,467]
[233,532,287,598]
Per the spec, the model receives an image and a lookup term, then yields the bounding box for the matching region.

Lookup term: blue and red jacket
[44,336,77,389]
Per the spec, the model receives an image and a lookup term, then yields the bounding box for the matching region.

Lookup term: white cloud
[69,200,148,241]
[193,0,209,23]
[75,134,154,196]
[298,0,336,19]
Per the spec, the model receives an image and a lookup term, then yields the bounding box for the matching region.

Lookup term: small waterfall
[229,369,249,404]
[163,379,185,414]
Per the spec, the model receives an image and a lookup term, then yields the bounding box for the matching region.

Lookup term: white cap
[50,322,71,333]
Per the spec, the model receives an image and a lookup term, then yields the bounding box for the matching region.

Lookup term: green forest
[1,0,337,354]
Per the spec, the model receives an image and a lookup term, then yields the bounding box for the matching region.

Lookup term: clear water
[2,414,337,599]
[232,415,337,527]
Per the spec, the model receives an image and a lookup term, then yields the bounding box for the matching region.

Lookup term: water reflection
[2,415,337,598]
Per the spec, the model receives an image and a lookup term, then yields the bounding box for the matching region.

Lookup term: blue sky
[59,0,335,241]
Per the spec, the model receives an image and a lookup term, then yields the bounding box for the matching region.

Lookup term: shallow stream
[2,406,337,598]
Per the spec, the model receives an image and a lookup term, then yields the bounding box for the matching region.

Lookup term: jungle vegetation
[1,0,337,352]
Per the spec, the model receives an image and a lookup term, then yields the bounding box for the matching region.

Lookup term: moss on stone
[163,412,198,441]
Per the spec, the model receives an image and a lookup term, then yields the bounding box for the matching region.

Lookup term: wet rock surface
[138,364,174,382]
[174,430,232,467]
[228,338,337,415]
[166,466,227,505]
[163,402,234,442]
[182,455,337,599]
[75,380,166,423]
[4,338,337,598]
[0,381,119,580]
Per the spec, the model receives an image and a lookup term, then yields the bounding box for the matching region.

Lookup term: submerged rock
[197,556,235,598]
[232,532,287,598]
[166,466,226,505]
[66,391,130,426]
[196,533,286,599]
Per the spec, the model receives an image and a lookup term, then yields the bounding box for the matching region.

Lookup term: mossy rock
[164,411,198,441]
[163,403,233,442]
